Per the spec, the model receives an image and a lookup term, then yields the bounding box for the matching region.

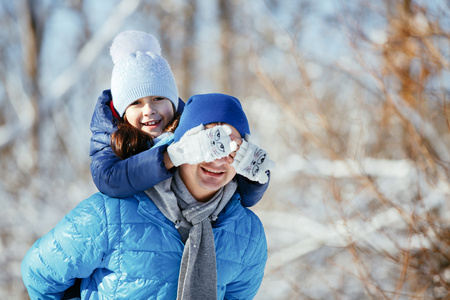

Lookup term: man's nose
[213,156,228,165]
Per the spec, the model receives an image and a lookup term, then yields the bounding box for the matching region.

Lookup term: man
[22,93,269,300]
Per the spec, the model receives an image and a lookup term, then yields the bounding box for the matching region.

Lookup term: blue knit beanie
[174,93,250,142]
[110,30,178,117]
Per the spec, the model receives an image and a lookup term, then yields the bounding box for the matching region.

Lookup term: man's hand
[167,124,238,166]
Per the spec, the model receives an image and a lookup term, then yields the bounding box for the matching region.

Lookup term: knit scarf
[145,171,237,300]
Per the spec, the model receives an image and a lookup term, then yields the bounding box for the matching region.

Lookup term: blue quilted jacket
[89,90,269,206]
[21,191,267,299]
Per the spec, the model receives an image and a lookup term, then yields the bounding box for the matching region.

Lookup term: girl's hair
[111,113,181,160]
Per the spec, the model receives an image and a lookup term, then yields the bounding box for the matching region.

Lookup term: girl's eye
[130,100,140,105]
[154,97,166,101]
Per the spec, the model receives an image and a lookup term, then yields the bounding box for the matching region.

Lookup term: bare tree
[245,0,450,299]
[2,0,449,299]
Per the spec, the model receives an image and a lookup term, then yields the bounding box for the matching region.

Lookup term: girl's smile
[125,96,175,138]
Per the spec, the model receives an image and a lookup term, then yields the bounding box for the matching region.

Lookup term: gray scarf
[145,171,237,300]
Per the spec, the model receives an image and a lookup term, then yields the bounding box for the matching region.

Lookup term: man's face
[178,123,240,203]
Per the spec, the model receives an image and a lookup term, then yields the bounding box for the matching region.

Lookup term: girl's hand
[229,138,274,184]
[227,134,243,164]
[167,124,237,166]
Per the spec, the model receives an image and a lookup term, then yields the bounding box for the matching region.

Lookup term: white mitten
[231,140,274,184]
[167,124,238,166]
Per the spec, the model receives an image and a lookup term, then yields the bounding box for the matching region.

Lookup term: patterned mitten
[167,124,238,166]
[231,139,274,184]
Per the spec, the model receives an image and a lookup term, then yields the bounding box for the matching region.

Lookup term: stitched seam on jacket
[110,198,122,299]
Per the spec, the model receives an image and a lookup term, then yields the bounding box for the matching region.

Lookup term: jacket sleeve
[224,212,268,300]
[90,141,176,198]
[89,90,185,198]
[21,193,109,300]
[235,171,270,207]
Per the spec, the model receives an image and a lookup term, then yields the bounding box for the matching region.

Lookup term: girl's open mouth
[143,119,161,126]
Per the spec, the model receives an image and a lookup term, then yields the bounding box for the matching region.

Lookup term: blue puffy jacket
[21,191,267,299]
[89,90,269,206]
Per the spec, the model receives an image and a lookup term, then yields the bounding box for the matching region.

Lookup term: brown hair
[111,113,181,160]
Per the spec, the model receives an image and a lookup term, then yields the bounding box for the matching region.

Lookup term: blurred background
[1,0,450,299]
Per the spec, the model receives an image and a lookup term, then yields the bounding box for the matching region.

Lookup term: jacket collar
[135,192,244,229]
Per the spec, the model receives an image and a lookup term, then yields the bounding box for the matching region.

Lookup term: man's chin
[197,177,226,192]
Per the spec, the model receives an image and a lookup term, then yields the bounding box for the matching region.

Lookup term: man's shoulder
[242,206,266,237]
[220,193,265,232]
[77,192,140,218]
[215,194,266,260]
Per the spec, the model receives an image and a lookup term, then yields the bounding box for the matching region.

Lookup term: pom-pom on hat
[110,30,178,117]
[174,93,250,142]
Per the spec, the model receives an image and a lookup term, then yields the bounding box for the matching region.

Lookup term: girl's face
[124,96,175,138]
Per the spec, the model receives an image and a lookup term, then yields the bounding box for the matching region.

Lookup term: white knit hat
[110,30,179,117]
